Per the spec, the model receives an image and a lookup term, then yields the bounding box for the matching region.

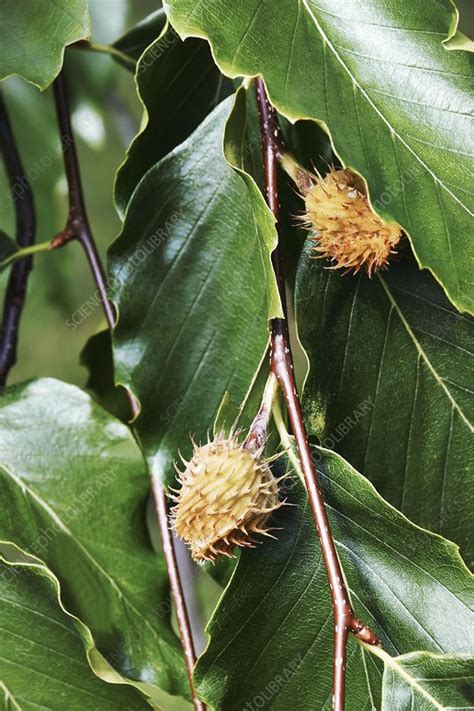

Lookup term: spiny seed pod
[303,168,402,276]
[171,434,282,562]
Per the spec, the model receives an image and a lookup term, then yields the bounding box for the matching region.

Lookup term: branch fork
[52,73,116,331]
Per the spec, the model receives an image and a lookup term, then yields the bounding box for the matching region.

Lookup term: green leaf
[110,93,280,486]
[296,243,473,565]
[63,0,130,103]
[80,328,131,422]
[223,87,282,320]
[444,30,474,52]
[0,0,90,89]
[194,449,473,710]
[0,378,188,699]
[0,557,152,710]
[113,9,167,65]
[376,650,474,710]
[115,26,232,213]
[164,0,474,314]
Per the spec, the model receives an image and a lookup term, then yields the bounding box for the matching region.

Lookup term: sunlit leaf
[164,0,474,313]
[110,93,280,486]
[0,378,188,699]
[0,0,90,89]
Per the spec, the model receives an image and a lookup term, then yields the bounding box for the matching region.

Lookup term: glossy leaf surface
[0,378,188,698]
[165,0,474,313]
[296,244,474,565]
[194,450,473,710]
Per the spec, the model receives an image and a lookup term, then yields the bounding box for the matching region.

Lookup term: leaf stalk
[244,371,278,452]
[0,241,52,271]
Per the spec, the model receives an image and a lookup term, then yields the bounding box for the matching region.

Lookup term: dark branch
[53,68,205,710]
[0,90,36,386]
[52,71,115,330]
[255,78,378,711]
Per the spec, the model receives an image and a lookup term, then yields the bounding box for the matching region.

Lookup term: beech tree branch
[0,90,36,386]
[152,480,205,711]
[255,78,378,711]
[52,71,116,330]
[52,68,204,711]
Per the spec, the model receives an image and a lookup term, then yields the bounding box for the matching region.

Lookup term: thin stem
[52,68,205,711]
[271,396,303,481]
[52,71,116,330]
[152,480,205,711]
[0,241,52,271]
[0,90,36,386]
[255,78,378,711]
[73,40,136,69]
[87,42,136,68]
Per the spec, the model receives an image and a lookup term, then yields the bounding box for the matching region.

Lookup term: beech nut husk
[171,434,282,562]
[303,168,402,276]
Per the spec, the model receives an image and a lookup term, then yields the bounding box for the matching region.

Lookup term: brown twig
[0,90,36,386]
[152,480,205,711]
[52,71,115,329]
[52,68,204,711]
[255,78,378,711]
